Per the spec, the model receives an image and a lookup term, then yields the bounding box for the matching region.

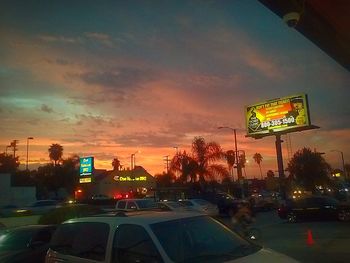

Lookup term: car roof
[63,211,204,226]
[117,199,152,202]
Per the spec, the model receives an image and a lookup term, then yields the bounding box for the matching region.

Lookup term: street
[220,211,350,263]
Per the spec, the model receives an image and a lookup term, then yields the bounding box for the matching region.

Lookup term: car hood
[227,248,299,263]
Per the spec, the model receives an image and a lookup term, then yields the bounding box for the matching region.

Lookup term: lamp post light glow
[26,137,34,171]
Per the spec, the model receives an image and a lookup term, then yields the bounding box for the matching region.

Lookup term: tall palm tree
[170,137,228,186]
[48,143,63,166]
[170,151,197,183]
[253,152,263,180]
[191,137,228,184]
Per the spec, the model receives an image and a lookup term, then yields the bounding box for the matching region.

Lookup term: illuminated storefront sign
[79,157,94,176]
[113,175,147,182]
[79,177,92,183]
[246,94,311,138]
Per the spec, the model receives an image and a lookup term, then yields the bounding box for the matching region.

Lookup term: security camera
[283,12,300,28]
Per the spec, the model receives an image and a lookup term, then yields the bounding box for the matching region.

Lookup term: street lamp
[26,137,34,171]
[218,126,242,179]
[218,126,244,199]
[331,150,346,179]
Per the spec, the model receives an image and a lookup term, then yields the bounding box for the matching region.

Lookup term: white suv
[115,198,157,211]
[46,211,298,263]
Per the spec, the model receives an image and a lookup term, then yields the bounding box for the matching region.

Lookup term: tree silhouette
[48,144,63,166]
[253,152,263,180]
[0,153,19,173]
[112,157,121,171]
[170,151,197,183]
[170,137,228,187]
[287,147,331,191]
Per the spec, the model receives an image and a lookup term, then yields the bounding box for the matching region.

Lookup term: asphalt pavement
[219,210,350,263]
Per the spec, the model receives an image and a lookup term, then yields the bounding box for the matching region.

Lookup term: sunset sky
[1,0,349,178]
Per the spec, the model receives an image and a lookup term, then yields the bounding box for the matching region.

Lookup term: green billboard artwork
[79,157,94,176]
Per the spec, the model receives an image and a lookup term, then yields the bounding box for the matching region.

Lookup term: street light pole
[218,126,244,198]
[331,150,346,179]
[26,137,34,171]
[131,151,140,170]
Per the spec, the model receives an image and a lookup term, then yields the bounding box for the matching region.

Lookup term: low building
[0,173,36,206]
[76,166,156,200]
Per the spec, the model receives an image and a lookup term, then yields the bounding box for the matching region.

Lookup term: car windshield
[0,228,36,251]
[151,216,260,262]
[135,199,157,209]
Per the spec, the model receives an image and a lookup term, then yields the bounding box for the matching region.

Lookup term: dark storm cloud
[40,104,54,113]
[72,67,155,90]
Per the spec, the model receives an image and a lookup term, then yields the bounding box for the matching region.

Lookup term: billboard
[245,94,311,138]
[79,157,94,176]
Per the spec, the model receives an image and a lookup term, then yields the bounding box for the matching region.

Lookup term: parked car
[278,196,350,223]
[250,191,277,211]
[115,198,157,211]
[198,192,241,216]
[157,201,194,212]
[46,211,298,263]
[0,225,56,263]
[178,198,219,216]
[18,200,61,215]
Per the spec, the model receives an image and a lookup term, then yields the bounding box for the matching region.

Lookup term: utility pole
[10,140,19,158]
[163,155,170,173]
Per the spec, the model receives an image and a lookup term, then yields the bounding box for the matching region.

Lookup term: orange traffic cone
[307,229,314,246]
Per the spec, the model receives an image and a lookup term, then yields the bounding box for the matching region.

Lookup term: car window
[50,222,109,261]
[135,199,157,209]
[127,201,137,210]
[112,224,163,263]
[151,216,259,262]
[33,227,56,243]
[117,201,126,209]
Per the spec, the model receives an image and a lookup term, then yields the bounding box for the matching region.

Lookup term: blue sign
[79,157,94,176]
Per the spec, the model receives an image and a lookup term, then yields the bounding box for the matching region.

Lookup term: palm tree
[170,151,197,183]
[48,143,63,166]
[253,152,263,180]
[170,137,228,187]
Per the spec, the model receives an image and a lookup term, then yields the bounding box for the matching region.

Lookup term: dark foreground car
[278,196,350,223]
[0,225,56,263]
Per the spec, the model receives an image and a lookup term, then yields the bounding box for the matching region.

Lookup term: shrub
[38,204,103,225]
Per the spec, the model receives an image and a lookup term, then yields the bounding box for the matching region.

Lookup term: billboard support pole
[275,134,286,199]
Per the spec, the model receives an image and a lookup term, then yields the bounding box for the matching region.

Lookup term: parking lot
[219,210,350,263]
